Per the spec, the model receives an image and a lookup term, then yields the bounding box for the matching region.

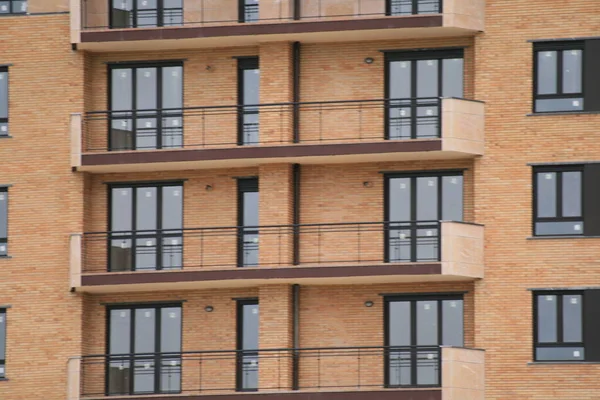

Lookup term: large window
[110,0,183,28]
[534,292,583,361]
[0,309,5,378]
[386,49,463,140]
[0,68,8,137]
[0,0,27,14]
[385,171,463,262]
[534,42,583,112]
[385,294,463,387]
[0,188,7,257]
[109,182,183,271]
[107,303,182,395]
[109,62,183,151]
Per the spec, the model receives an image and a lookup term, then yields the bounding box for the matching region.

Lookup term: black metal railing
[79,345,442,397]
[83,98,446,152]
[81,0,443,30]
[81,220,444,273]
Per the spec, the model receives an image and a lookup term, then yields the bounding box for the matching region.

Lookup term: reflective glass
[537,295,557,343]
[563,50,582,94]
[562,172,582,217]
[442,300,464,346]
[537,51,557,95]
[536,172,556,218]
[563,295,582,343]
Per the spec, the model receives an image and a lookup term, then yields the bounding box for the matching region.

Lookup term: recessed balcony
[71,97,485,173]
[69,220,484,293]
[70,0,485,51]
[67,346,484,400]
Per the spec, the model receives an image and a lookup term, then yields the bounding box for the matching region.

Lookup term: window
[0,0,27,14]
[240,0,259,22]
[238,58,260,145]
[534,42,584,112]
[110,0,183,28]
[236,299,259,391]
[109,182,183,271]
[237,178,259,267]
[107,303,182,395]
[109,62,183,151]
[385,171,463,262]
[385,294,463,387]
[0,309,5,378]
[0,188,7,256]
[0,68,8,137]
[533,166,583,236]
[534,292,584,361]
[385,49,463,140]
[387,0,440,15]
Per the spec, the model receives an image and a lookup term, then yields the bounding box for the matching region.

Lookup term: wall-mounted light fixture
[364,57,374,64]
[204,306,214,312]
[205,184,213,191]
[364,301,374,308]
[363,181,373,188]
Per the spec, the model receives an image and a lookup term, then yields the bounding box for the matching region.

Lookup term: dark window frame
[107,61,184,151]
[236,298,259,392]
[0,67,8,137]
[107,180,184,272]
[105,302,183,396]
[0,188,7,257]
[0,309,5,379]
[0,0,27,14]
[532,165,583,236]
[383,170,464,262]
[385,0,443,16]
[383,293,464,388]
[109,0,183,29]
[237,57,260,145]
[237,178,259,267]
[533,41,585,113]
[384,48,464,140]
[533,291,585,361]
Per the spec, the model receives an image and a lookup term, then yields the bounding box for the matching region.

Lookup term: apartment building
[1,0,600,399]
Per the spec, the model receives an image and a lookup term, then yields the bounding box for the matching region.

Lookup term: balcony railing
[81,97,484,153]
[76,345,444,397]
[81,0,443,30]
[76,220,485,277]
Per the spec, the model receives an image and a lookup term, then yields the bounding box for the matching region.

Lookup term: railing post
[70,233,82,290]
[67,357,81,400]
[70,113,82,169]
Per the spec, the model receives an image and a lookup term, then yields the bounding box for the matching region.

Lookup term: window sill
[527,111,600,117]
[0,136,12,139]
[0,256,12,259]
[528,361,600,365]
[527,236,600,240]
[0,378,8,382]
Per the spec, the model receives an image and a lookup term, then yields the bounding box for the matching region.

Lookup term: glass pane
[389,301,411,346]
[136,117,158,149]
[112,69,132,111]
[389,178,411,222]
[562,172,581,217]
[442,59,463,98]
[242,354,259,389]
[389,226,411,262]
[0,312,6,362]
[0,72,7,119]
[133,358,155,393]
[0,122,7,136]
[161,307,181,352]
[388,351,411,386]
[135,309,155,353]
[537,295,557,343]
[417,60,438,98]
[0,2,9,14]
[418,0,439,13]
[242,111,259,145]
[442,300,463,346]
[110,309,131,354]
[160,357,181,392]
[162,116,183,148]
[536,98,583,112]
[243,192,259,227]
[110,118,134,150]
[563,295,582,343]
[536,221,583,236]
[536,347,584,361]
[14,1,27,13]
[537,51,557,95]
[416,227,438,261]
[563,50,582,94]
[390,0,412,15]
[136,187,157,231]
[112,188,132,232]
[162,236,182,270]
[137,0,158,27]
[442,176,463,221]
[0,191,6,239]
[416,301,438,345]
[137,68,157,111]
[162,67,182,109]
[390,61,411,100]
[416,350,439,385]
[416,177,438,221]
[111,238,132,271]
[243,69,260,105]
[112,0,133,28]
[536,172,556,218]
[136,237,157,270]
[242,231,259,267]
[242,304,259,350]
[108,359,131,395]
[162,186,182,231]
[415,103,438,138]
[244,0,259,22]
[163,0,183,25]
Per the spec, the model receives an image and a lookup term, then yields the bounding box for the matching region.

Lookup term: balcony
[71,98,485,173]
[68,346,484,400]
[70,0,485,51]
[70,220,484,292]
